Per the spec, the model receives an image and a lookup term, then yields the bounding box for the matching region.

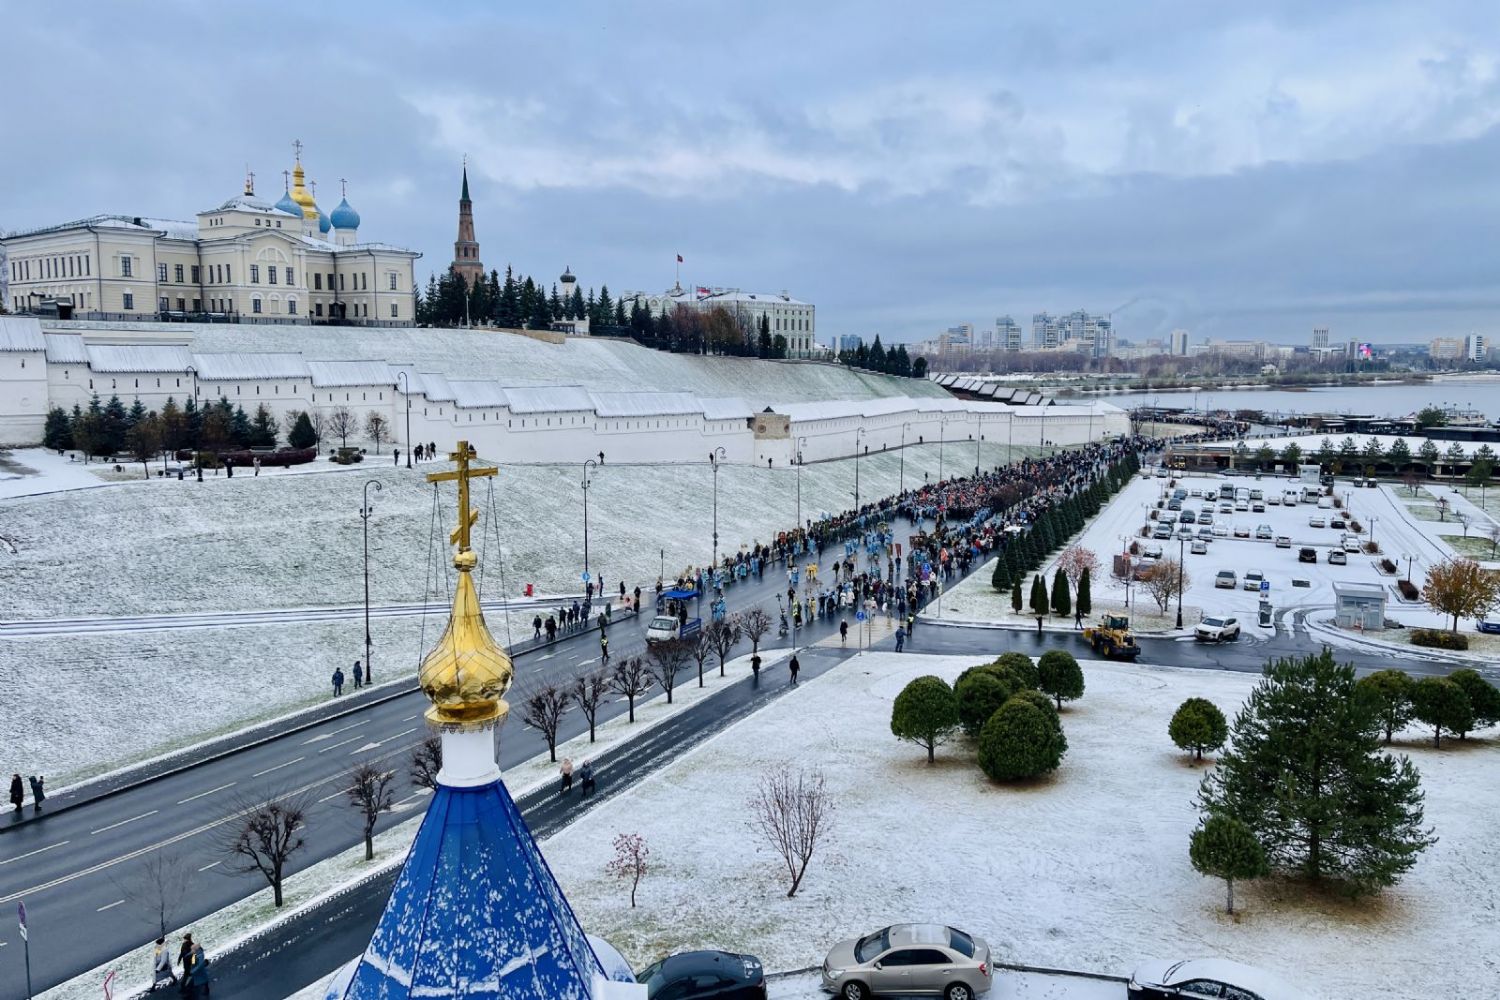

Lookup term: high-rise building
[838,334,864,354]
[1429,337,1465,362]
[1311,327,1330,350]
[1031,312,1061,350]
[995,315,1023,351]
[1466,334,1488,363]
[451,164,484,288]
[1169,329,1190,356]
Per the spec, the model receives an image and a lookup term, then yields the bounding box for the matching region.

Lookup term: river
[1089,377,1500,421]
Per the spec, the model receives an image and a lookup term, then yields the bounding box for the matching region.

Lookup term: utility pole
[361,479,382,682]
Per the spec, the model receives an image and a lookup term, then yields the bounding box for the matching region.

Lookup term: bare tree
[126,413,163,479]
[519,683,571,762]
[1140,559,1187,613]
[707,614,741,678]
[748,765,834,898]
[365,412,390,454]
[222,792,311,907]
[605,832,650,908]
[308,408,328,447]
[648,640,693,703]
[112,847,192,939]
[345,763,396,861]
[409,735,442,791]
[741,608,772,655]
[571,670,611,742]
[281,408,306,440]
[609,656,653,722]
[1056,545,1100,589]
[326,406,358,448]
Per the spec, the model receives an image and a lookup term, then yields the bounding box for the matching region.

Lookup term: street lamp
[1404,552,1414,583]
[1367,515,1378,553]
[854,427,865,511]
[581,457,600,584]
[938,416,950,482]
[361,478,383,683]
[1176,533,1185,629]
[973,415,984,477]
[709,447,727,571]
[395,371,412,468]
[795,436,808,537]
[899,422,912,495]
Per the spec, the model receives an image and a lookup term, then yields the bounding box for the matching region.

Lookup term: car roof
[886,923,952,947]
[654,951,752,981]
[1164,958,1306,998]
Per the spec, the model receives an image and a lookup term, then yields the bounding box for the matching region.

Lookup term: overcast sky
[3,1,1498,345]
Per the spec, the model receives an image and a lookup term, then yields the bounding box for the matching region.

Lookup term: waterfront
[1093,377,1499,421]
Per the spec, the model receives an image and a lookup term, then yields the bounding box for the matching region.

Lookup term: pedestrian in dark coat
[28,775,43,811]
[332,668,345,696]
[353,661,364,689]
[789,654,800,685]
[839,620,849,645]
[579,761,597,796]
[9,773,22,811]
[750,653,762,684]
[533,615,543,639]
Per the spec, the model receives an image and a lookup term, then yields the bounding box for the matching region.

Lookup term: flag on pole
[676,254,684,263]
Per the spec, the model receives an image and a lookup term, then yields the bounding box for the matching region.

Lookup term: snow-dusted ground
[0,447,116,499]
[542,652,1500,1000]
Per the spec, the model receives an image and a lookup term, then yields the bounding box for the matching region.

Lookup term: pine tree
[571,286,585,321]
[991,554,1010,592]
[183,395,202,448]
[549,282,564,321]
[596,285,613,326]
[497,266,520,328]
[518,276,537,324]
[1076,567,1092,618]
[101,395,129,455]
[1189,815,1268,915]
[1050,567,1071,617]
[230,405,253,448]
[43,407,73,450]
[250,403,278,448]
[1198,650,1434,894]
[869,335,887,373]
[1029,574,1049,624]
[1010,578,1023,613]
[288,411,317,450]
[529,284,552,329]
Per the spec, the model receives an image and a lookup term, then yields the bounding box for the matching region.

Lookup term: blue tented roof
[341,778,603,1000]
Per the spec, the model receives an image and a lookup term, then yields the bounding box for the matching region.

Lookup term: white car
[1233,525,1251,538]
[1266,494,1281,505]
[1242,571,1265,591]
[1308,515,1326,528]
[1254,524,1273,540]
[1211,524,1229,538]
[1234,500,1249,511]
[1214,570,1238,589]
[1195,616,1241,642]
[1128,958,1306,1000]
[1343,535,1362,552]
[1274,535,1291,548]
[1190,539,1209,555]
[1317,496,1334,509]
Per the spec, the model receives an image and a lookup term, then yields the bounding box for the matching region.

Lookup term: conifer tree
[1029,574,1049,629]
[497,266,520,328]
[102,395,129,455]
[596,285,613,326]
[250,403,278,448]
[1190,815,1268,915]
[288,411,317,450]
[571,286,585,321]
[230,405,253,448]
[1050,567,1071,618]
[43,406,73,450]
[1011,578,1023,614]
[991,554,1010,592]
[1076,567,1092,618]
[549,282,564,320]
[529,284,552,329]
[183,395,202,448]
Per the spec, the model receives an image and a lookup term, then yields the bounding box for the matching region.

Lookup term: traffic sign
[581,571,590,582]
[855,610,867,622]
[1259,580,1270,594]
[17,901,25,941]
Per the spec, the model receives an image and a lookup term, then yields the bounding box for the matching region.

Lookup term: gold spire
[419,442,511,731]
[289,139,318,221]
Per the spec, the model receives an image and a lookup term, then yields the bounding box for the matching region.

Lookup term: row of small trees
[890,650,1084,780]
[835,335,922,378]
[1235,435,1496,481]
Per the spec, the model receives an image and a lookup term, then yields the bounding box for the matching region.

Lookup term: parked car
[1282,491,1299,506]
[1190,539,1209,555]
[1127,958,1305,1000]
[1179,510,1196,525]
[1298,547,1317,563]
[1216,502,1232,514]
[1143,544,1165,560]
[1316,496,1334,509]
[1198,512,1215,525]
[1241,571,1264,591]
[1274,535,1291,548]
[1477,619,1500,635]
[1167,500,1183,512]
[1134,558,1159,581]
[1211,524,1229,537]
[1329,516,1346,530]
[1328,549,1347,565]
[1251,501,1265,512]
[1153,524,1173,540]
[1197,526,1213,539]
[1254,524,1273,540]
[1308,516,1326,528]
[1160,511,1178,524]
[1342,535,1361,552]
[1248,489,1263,501]
[1189,488,1203,498]
[1233,525,1251,538]
[1266,494,1281,505]
[1195,616,1241,642]
[639,951,766,1000]
[1234,500,1249,512]
[821,924,992,1000]
[1215,570,1238,589]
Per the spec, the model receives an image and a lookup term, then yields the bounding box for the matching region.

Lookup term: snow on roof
[1332,581,1387,600]
[43,333,89,363]
[500,385,594,414]
[587,390,701,417]
[1162,959,1306,999]
[697,289,810,306]
[190,352,310,381]
[699,396,754,421]
[449,380,510,409]
[305,360,395,388]
[0,316,45,352]
[391,367,455,401]
[85,343,194,373]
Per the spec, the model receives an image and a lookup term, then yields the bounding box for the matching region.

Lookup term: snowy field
[542,652,1500,1000]
[1,441,1038,783]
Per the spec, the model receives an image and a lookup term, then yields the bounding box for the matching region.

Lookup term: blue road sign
[1259,579,1270,594]
[855,610,867,622]
[581,572,590,582]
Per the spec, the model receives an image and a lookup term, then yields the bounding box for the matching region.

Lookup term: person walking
[894,625,906,652]
[150,937,177,992]
[393,448,400,467]
[9,773,21,812]
[839,620,849,645]
[599,634,609,666]
[182,940,210,1000]
[789,654,800,685]
[178,935,195,982]
[27,775,43,812]
[532,615,543,640]
[252,456,261,477]
[579,760,597,797]
[331,667,345,696]
[559,757,574,794]
[353,661,364,690]
[750,653,762,684]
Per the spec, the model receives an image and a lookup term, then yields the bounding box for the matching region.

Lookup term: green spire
[461,166,470,202]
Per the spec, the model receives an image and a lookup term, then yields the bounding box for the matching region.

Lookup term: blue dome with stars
[330,197,361,230]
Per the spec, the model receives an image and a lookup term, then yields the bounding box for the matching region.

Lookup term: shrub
[1169,697,1229,762]
[1396,580,1421,601]
[1447,669,1500,737]
[1189,814,1268,915]
[890,676,960,763]
[1410,628,1468,650]
[1037,650,1085,710]
[1011,689,1061,733]
[1379,558,1398,575]
[992,652,1039,690]
[1410,676,1473,748]
[218,447,318,468]
[1363,541,1380,554]
[977,697,1067,781]
[1354,670,1414,744]
[956,671,1015,739]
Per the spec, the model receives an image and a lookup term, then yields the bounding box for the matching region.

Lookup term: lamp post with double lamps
[899,422,912,495]
[395,371,412,468]
[361,478,383,682]
[938,416,951,482]
[795,436,808,537]
[710,447,727,571]
[581,457,600,584]
[853,427,865,511]
[973,414,984,477]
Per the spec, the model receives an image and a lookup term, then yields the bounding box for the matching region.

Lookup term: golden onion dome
[290,160,318,220]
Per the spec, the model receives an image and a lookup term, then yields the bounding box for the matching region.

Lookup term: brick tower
[452,163,484,287]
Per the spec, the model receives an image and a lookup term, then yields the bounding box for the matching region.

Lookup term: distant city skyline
[2,2,1498,345]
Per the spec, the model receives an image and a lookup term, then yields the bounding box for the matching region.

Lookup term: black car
[1128,958,1304,1000]
[638,951,766,1000]
[1298,547,1317,563]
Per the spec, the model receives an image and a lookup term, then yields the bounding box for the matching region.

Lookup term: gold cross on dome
[426,441,497,552]
[292,138,303,161]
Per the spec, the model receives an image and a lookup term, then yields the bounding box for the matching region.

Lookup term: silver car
[822,923,992,1000]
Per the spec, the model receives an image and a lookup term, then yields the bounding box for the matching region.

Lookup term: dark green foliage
[1198,650,1434,895]
[1037,649,1084,709]
[991,555,1010,592]
[101,395,129,455]
[1050,568,1071,618]
[1029,574,1048,620]
[1169,697,1228,761]
[1354,670,1414,744]
[1189,815,1268,915]
[891,676,960,763]
[249,403,278,448]
[288,411,318,450]
[1011,689,1061,733]
[992,652,1039,690]
[956,670,1015,739]
[1446,669,1500,736]
[1076,568,1092,618]
[43,407,73,450]
[977,696,1067,781]
[230,405,253,446]
[1410,628,1469,650]
[1010,578,1023,613]
[1411,677,1473,748]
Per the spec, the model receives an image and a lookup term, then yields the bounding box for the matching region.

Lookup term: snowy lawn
[542,652,1500,1000]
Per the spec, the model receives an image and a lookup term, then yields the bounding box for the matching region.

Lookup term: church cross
[292,138,303,161]
[282,169,290,191]
[426,442,497,552]
[340,177,348,198]
[245,167,255,196]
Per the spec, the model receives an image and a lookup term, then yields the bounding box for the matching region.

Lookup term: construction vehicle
[1083,614,1142,660]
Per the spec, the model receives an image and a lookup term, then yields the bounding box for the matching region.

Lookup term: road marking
[251,756,305,777]
[317,736,362,754]
[96,899,125,912]
[91,811,158,835]
[197,861,220,872]
[317,787,353,804]
[0,840,70,866]
[301,719,371,744]
[177,782,235,805]
[402,714,421,721]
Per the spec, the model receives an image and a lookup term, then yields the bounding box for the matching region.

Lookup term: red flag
[676,254,684,263]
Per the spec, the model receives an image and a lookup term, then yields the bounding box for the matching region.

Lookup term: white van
[1282,490,1300,506]
[1302,486,1323,503]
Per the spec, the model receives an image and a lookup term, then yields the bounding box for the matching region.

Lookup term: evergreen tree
[1410,677,1472,748]
[159,397,184,453]
[570,286,585,321]
[596,285,613,327]
[497,266,520,328]
[127,397,148,429]
[890,676,960,764]
[1447,668,1500,736]
[772,334,787,358]
[418,274,440,325]
[869,335,887,373]
[1050,567,1071,618]
[43,406,73,450]
[1198,650,1435,894]
[1029,574,1049,623]
[1076,567,1092,618]
[1037,649,1084,709]
[912,356,928,378]
[102,395,129,455]
[892,343,912,377]
[1170,697,1228,761]
[288,411,317,450]
[585,288,597,325]
[1189,815,1268,915]
[991,554,1010,592]
[71,400,104,460]
[614,298,627,327]
[1010,578,1023,614]
[1354,670,1414,744]
[230,405,253,448]
[529,283,552,329]
[182,395,202,448]
[518,276,537,325]
[549,282,564,321]
[250,403,278,448]
[758,315,771,358]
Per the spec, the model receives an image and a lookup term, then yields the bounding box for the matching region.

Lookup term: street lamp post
[795,436,808,537]
[854,427,865,511]
[710,447,727,571]
[938,417,949,482]
[581,458,600,584]
[361,479,383,682]
[1176,533,1185,629]
[899,422,911,495]
[396,371,412,468]
[973,415,983,477]
[1404,553,1414,583]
